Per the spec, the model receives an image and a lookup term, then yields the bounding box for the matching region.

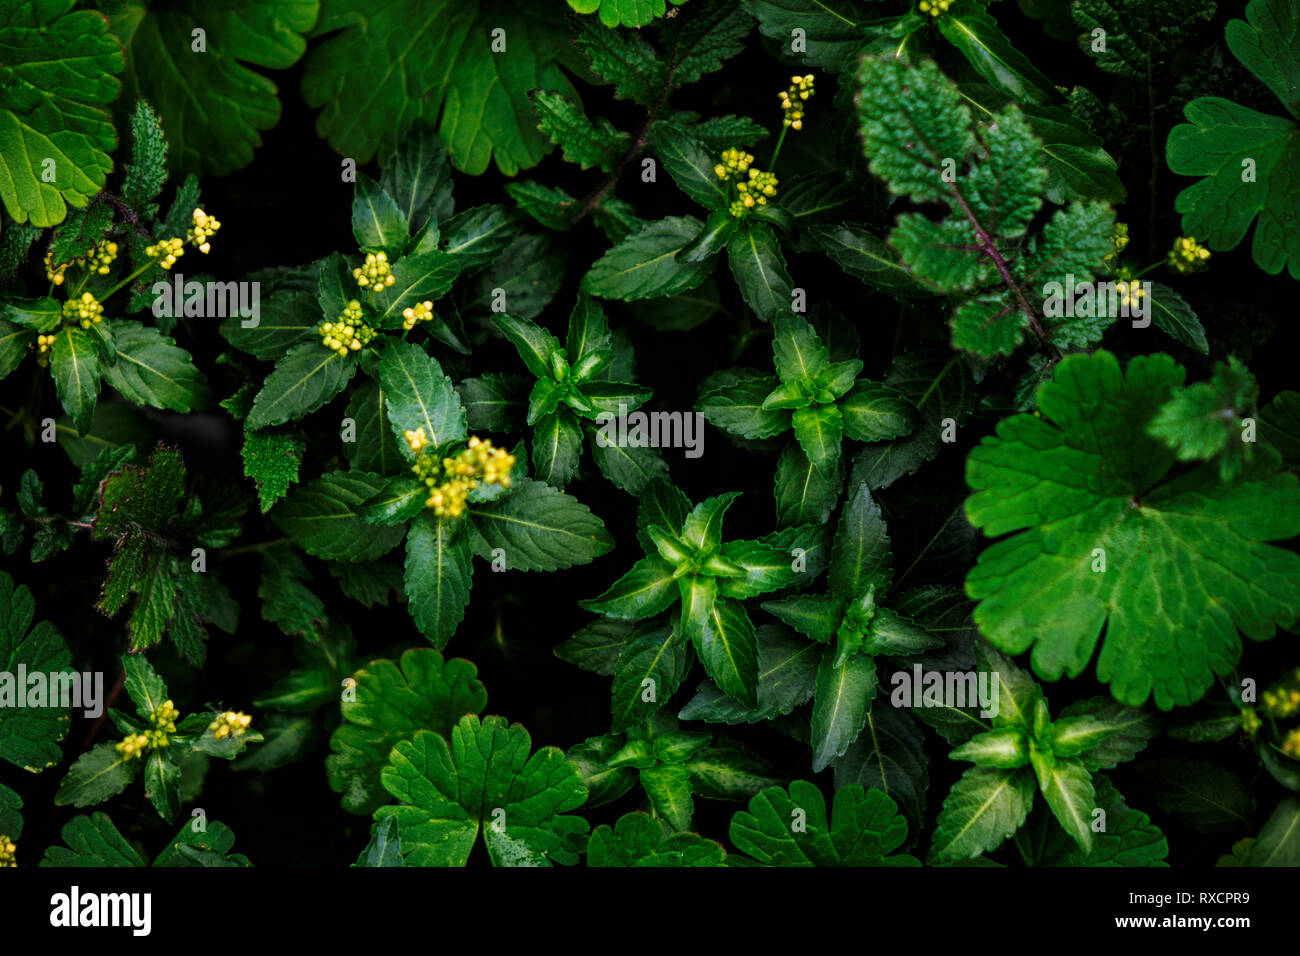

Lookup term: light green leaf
[0,572,73,773]
[50,327,100,435]
[811,647,876,772]
[930,766,1035,863]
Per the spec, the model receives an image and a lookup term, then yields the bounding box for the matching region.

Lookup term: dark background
[2,1,1294,866]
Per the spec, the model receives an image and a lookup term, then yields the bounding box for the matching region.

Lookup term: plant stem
[100,256,163,302]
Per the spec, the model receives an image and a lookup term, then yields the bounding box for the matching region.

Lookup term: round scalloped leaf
[0,572,74,772]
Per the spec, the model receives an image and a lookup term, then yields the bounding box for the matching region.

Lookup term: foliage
[0,0,1296,876]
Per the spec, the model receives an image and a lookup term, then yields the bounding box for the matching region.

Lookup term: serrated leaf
[50,327,101,435]
[731,781,920,866]
[40,812,146,867]
[404,514,472,650]
[585,216,716,301]
[352,172,408,257]
[832,705,929,836]
[0,572,73,772]
[55,742,140,809]
[965,351,1300,709]
[272,470,406,562]
[811,648,876,772]
[533,89,629,172]
[728,223,794,323]
[588,811,725,866]
[242,429,304,512]
[327,648,487,815]
[376,716,588,866]
[246,341,357,430]
[0,1,125,227]
[930,766,1035,863]
[102,322,209,413]
[467,478,613,571]
[774,443,843,528]
[377,339,466,451]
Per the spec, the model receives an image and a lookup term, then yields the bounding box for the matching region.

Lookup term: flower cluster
[779,74,815,130]
[1168,235,1210,274]
[62,292,104,329]
[713,148,754,180]
[116,732,152,760]
[209,710,253,740]
[1283,726,1300,759]
[36,333,55,355]
[146,237,185,270]
[354,251,395,290]
[1240,708,1262,737]
[186,208,221,254]
[405,429,516,518]
[319,300,376,357]
[0,834,15,868]
[1104,222,1129,262]
[1115,269,1144,309]
[115,699,181,759]
[919,0,954,16]
[44,240,118,286]
[402,299,435,331]
[1263,676,1300,719]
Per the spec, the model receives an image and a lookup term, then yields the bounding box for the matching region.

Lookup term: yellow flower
[209,711,253,740]
[1104,222,1129,262]
[319,300,376,357]
[780,74,815,129]
[1240,708,1262,738]
[1283,726,1300,760]
[89,241,118,275]
[186,208,221,254]
[36,333,56,355]
[404,427,430,453]
[0,835,15,867]
[146,237,185,270]
[1167,235,1211,274]
[729,168,779,217]
[715,148,754,180]
[150,699,179,734]
[44,251,71,286]
[116,733,151,760]
[62,292,104,330]
[410,435,516,517]
[353,251,395,290]
[1263,683,1300,719]
[919,0,954,16]
[401,299,434,331]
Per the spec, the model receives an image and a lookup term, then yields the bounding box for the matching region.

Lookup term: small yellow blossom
[150,699,179,734]
[353,251,395,290]
[401,300,434,331]
[1168,235,1211,274]
[1283,726,1300,760]
[62,292,104,330]
[779,74,815,129]
[116,733,151,760]
[404,427,430,453]
[1104,222,1129,262]
[919,0,954,16]
[319,300,376,357]
[1263,681,1300,719]
[0,834,15,868]
[36,333,56,355]
[44,251,70,286]
[209,711,253,740]
[714,148,754,180]
[146,237,185,270]
[186,208,221,254]
[89,241,118,275]
[1240,708,1262,737]
[409,435,516,517]
[730,168,779,216]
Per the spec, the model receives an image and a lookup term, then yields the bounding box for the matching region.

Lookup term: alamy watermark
[1042,273,1152,328]
[0,666,103,718]
[594,403,705,459]
[152,273,260,328]
[890,665,1000,719]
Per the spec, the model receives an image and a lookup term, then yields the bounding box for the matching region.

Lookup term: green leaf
[0,782,21,839]
[352,173,408,257]
[654,122,729,209]
[246,341,357,430]
[328,648,487,815]
[930,766,1035,863]
[582,556,679,622]
[1055,696,1157,770]
[359,476,427,526]
[610,625,691,731]
[1037,758,1095,855]
[811,222,927,298]
[55,742,140,809]
[698,376,790,439]
[742,0,876,72]
[829,482,893,599]
[154,818,251,867]
[0,318,33,380]
[380,124,454,231]
[533,89,629,172]
[680,624,819,724]
[588,812,725,866]
[459,374,527,432]
[772,314,828,386]
[640,763,695,831]
[951,294,1028,359]
[102,321,209,414]
[555,620,633,676]
[679,207,739,263]
[1137,758,1252,832]
[258,546,325,640]
[774,443,843,528]
[589,424,669,495]
[272,470,406,562]
[685,584,759,709]
[728,223,794,323]
[344,379,404,474]
[730,781,921,866]
[220,290,319,361]
[939,10,1058,106]
[965,351,1300,709]
[304,1,577,175]
[716,540,800,600]
[1025,776,1168,866]
[584,216,716,300]
[0,0,124,227]
[0,572,73,772]
[1073,0,1217,78]
[111,0,315,176]
[143,750,182,823]
[531,408,583,488]
[242,429,304,513]
[494,312,563,382]
[404,514,472,650]
[468,478,613,571]
[1168,4,1300,278]
[376,716,588,866]
[50,327,101,435]
[950,729,1029,769]
[40,813,146,867]
[811,648,877,772]
[1148,282,1209,355]
[1243,798,1300,866]
[832,705,929,835]
[377,339,466,451]
[792,406,842,475]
